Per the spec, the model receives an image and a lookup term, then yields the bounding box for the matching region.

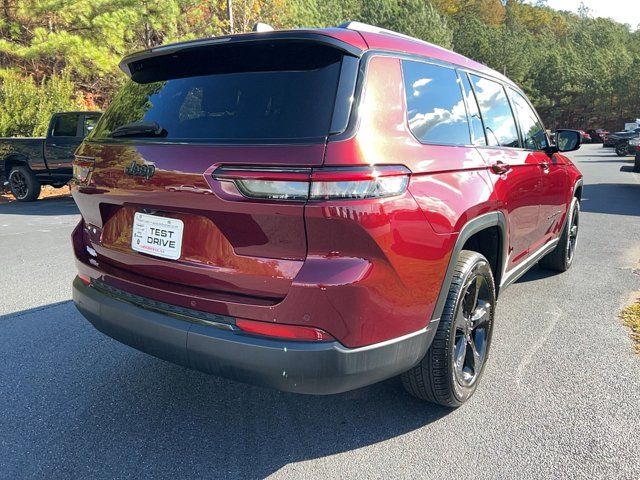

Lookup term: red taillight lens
[235,318,335,342]
[213,165,410,201]
[73,156,95,184]
[78,274,91,286]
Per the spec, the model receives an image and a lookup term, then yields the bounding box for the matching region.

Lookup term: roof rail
[337,21,419,43]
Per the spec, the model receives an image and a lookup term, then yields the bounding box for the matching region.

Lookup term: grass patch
[621,299,640,353]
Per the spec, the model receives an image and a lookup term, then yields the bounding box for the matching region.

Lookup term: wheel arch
[4,154,31,177]
[430,211,507,322]
[573,178,583,201]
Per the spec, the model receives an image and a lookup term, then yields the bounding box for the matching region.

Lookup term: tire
[615,142,629,156]
[8,165,41,202]
[401,250,496,407]
[539,197,579,272]
[634,153,640,173]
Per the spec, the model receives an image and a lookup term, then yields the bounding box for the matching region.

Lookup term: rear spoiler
[119,31,363,78]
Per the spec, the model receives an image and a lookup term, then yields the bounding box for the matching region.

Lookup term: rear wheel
[8,165,41,202]
[540,197,579,272]
[401,250,495,407]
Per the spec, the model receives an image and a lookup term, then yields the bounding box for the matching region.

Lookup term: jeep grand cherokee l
[71,22,583,407]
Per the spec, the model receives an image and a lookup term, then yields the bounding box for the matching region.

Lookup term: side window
[459,73,486,146]
[52,113,80,137]
[509,90,548,150]
[469,75,519,148]
[402,60,471,146]
[83,115,99,136]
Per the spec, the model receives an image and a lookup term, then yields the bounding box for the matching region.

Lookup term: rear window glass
[402,60,471,145]
[90,42,345,143]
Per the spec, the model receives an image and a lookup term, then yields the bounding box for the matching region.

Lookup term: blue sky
[530,0,640,29]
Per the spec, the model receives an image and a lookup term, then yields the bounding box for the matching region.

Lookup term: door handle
[490,161,511,174]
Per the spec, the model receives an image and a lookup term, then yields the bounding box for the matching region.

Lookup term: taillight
[213,165,410,201]
[235,318,335,342]
[77,274,91,286]
[73,156,95,184]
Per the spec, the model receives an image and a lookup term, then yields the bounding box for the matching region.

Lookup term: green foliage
[0,69,81,137]
[358,0,452,48]
[0,0,639,133]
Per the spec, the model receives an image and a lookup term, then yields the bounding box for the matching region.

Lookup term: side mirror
[553,129,581,153]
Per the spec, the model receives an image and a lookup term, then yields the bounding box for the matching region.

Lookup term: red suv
[71,22,583,407]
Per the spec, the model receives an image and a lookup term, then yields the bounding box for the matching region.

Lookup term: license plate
[131,212,184,260]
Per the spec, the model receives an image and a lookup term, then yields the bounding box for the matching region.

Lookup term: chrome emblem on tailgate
[124,160,156,180]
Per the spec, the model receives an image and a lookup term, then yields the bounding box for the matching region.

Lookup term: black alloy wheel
[9,169,29,200]
[8,165,41,202]
[566,202,579,265]
[453,273,492,388]
[401,251,496,407]
[540,197,580,272]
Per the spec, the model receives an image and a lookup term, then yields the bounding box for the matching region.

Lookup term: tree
[0,0,639,134]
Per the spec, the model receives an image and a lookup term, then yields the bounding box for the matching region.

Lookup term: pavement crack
[515,306,562,387]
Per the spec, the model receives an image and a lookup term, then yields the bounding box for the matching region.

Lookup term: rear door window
[401,60,471,146]
[51,113,80,137]
[469,75,519,148]
[509,89,548,150]
[90,42,347,143]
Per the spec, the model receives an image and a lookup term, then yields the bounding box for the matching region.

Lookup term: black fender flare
[430,211,508,322]
[3,154,31,177]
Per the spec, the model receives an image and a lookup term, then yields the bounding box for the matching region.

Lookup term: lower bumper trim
[72,277,438,395]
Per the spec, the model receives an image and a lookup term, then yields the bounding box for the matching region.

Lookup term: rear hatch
[75,37,359,302]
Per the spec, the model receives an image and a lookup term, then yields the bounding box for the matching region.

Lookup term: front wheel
[540,197,579,272]
[8,165,41,202]
[401,251,496,407]
[615,142,629,156]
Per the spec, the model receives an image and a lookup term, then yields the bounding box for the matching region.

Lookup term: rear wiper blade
[111,121,167,138]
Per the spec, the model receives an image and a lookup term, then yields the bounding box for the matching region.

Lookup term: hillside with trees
[0,0,639,136]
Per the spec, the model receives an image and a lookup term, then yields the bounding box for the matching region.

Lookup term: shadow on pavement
[0,300,72,321]
[580,182,640,217]
[0,195,78,216]
[515,264,557,284]
[571,151,617,158]
[0,301,451,478]
[582,158,635,163]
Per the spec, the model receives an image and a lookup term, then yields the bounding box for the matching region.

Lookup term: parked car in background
[71,22,583,408]
[614,135,640,156]
[634,142,640,172]
[0,111,102,201]
[604,127,640,147]
[586,129,607,144]
[623,137,640,157]
[578,130,591,143]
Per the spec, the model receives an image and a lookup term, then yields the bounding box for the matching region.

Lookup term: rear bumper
[72,277,438,394]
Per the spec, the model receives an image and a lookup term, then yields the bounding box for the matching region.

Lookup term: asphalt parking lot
[1,143,639,479]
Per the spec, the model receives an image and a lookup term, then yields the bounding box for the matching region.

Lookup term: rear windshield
[90,42,345,143]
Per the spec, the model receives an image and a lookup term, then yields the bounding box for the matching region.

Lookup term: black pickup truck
[0,111,101,201]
